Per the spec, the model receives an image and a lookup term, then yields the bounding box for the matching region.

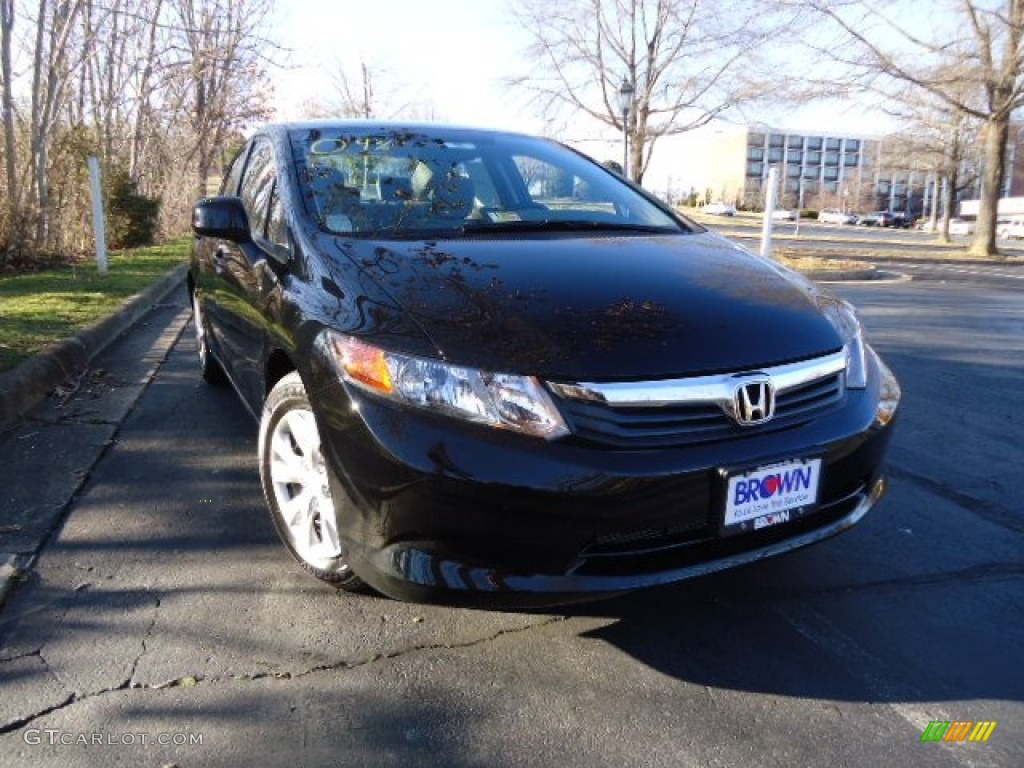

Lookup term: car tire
[191,290,227,385]
[259,371,368,592]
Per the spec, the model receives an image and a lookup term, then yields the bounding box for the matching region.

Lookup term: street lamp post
[618,79,634,181]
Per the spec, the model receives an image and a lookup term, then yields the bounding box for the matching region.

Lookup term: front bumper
[310,353,898,606]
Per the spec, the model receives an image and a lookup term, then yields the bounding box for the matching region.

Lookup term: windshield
[289,126,685,237]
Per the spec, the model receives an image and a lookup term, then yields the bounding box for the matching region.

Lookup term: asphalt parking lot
[0,258,1021,767]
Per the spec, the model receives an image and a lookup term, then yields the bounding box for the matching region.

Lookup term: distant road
[691,213,1024,264]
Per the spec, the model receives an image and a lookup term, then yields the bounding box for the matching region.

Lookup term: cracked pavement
[0,275,1021,766]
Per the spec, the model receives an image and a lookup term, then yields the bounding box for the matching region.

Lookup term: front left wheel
[258,371,367,591]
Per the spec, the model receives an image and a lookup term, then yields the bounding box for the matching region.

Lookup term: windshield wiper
[461,219,678,234]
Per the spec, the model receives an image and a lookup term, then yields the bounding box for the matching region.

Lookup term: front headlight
[317,330,569,440]
[872,348,900,426]
[821,298,868,389]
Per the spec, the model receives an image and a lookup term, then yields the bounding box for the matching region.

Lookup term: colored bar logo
[920,721,997,742]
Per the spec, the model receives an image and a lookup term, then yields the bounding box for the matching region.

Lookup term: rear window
[289,127,683,237]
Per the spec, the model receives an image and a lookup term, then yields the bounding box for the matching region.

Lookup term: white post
[87,156,108,274]
[795,177,804,236]
[760,166,778,259]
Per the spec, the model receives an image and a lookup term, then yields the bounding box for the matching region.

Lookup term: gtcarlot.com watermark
[24,729,203,747]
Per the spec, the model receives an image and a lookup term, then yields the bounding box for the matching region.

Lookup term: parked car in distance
[919,218,974,235]
[703,200,737,216]
[891,212,913,229]
[998,215,1024,239]
[949,218,974,236]
[856,211,894,227]
[771,208,797,221]
[188,120,900,606]
[818,208,857,225]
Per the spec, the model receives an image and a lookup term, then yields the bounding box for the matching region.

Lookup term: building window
[784,179,799,192]
[824,167,839,180]
[787,135,804,149]
[824,152,839,165]
[788,150,803,163]
[824,181,839,193]
[825,137,841,150]
[767,148,783,162]
[768,133,785,147]
[747,161,763,177]
[806,151,821,165]
[806,137,823,150]
[748,132,765,147]
[787,164,801,178]
[844,153,859,166]
[803,180,818,195]
[803,167,818,179]
[747,147,763,161]
[845,139,860,151]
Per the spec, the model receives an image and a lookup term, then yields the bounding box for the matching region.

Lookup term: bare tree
[794,0,1023,257]
[513,0,798,183]
[1,0,18,226]
[332,59,376,119]
[0,0,280,262]
[302,57,435,121]
[127,0,166,185]
[880,87,982,240]
[28,0,89,243]
[169,0,275,197]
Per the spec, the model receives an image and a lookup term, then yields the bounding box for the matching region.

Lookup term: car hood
[335,231,842,380]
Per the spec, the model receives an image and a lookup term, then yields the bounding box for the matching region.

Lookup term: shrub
[107,170,161,248]
[602,160,625,176]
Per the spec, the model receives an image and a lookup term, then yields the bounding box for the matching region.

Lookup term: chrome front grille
[549,350,847,449]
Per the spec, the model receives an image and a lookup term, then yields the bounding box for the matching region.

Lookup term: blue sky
[271,0,540,131]
[267,0,899,195]
[270,0,895,131]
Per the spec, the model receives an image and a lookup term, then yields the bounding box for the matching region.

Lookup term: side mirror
[193,196,251,242]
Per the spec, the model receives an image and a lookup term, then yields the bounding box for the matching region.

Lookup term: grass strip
[0,239,189,373]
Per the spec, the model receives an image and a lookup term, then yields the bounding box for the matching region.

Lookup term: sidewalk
[0,271,191,611]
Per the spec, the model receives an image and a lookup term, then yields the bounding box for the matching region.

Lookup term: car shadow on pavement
[563,498,1024,707]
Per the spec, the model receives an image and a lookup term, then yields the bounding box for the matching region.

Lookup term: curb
[0,263,187,431]
[0,553,31,610]
[799,267,879,282]
[809,269,911,285]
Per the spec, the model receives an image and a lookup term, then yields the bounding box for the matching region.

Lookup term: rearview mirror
[192,196,251,242]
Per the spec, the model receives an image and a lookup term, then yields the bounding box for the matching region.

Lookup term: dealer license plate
[722,458,822,535]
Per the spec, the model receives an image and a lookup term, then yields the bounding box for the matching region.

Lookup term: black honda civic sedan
[188,121,900,605]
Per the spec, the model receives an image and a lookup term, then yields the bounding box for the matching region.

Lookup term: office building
[687,125,937,216]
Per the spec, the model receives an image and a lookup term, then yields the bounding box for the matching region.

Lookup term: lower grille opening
[571,487,866,578]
